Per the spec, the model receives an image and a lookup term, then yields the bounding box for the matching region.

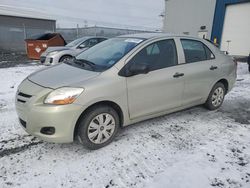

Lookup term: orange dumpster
[25,33,66,60]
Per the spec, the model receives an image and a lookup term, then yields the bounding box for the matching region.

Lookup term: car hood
[28,63,100,89]
[45,46,71,53]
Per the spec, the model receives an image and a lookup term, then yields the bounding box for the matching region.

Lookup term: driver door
[126,39,184,119]
[76,38,99,53]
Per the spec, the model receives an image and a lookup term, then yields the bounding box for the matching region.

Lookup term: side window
[98,38,107,43]
[129,39,178,72]
[79,40,89,47]
[204,45,215,60]
[181,39,215,63]
[146,44,160,55]
[88,38,99,47]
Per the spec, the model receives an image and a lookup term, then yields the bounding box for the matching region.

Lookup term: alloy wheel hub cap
[212,87,224,107]
[87,113,115,144]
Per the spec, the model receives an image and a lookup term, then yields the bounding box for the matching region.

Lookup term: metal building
[0,7,56,52]
[164,0,250,56]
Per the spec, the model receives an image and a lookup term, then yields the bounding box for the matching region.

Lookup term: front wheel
[77,105,120,150]
[205,82,226,110]
[59,55,72,63]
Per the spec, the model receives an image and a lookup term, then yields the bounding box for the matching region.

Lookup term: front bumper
[40,53,60,65]
[40,56,55,65]
[227,64,237,93]
[15,79,85,143]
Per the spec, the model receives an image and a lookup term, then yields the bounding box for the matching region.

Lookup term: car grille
[16,91,32,103]
[40,56,46,64]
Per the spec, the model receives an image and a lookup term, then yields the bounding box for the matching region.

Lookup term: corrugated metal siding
[0,15,56,52]
[163,0,216,39]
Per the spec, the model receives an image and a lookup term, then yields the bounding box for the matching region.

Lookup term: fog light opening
[49,58,53,64]
[40,127,55,135]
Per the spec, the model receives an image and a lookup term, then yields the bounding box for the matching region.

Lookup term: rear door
[179,39,219,106]
[125,39,185,119]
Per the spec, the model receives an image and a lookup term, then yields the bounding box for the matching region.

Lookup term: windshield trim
[66,37,89,47]
[64,58,109,72]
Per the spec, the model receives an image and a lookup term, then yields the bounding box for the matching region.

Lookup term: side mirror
[78,44,86,49]
[119,63,149,77]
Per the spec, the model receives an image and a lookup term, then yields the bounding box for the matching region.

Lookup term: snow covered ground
[0,63,249,188]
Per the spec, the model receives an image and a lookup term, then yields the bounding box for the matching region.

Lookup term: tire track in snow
[0,141,43,158]
[0,134,32,144]
[0,135,43,158]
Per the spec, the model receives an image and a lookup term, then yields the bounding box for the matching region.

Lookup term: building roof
[0,5,55,21]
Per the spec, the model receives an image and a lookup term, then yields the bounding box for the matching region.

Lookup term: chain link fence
[57,26,154,42]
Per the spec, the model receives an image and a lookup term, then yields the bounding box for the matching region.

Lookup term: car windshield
[66,37,88,47]
[74,37,144,71]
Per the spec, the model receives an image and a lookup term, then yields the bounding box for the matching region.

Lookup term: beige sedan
[16,33,237,149]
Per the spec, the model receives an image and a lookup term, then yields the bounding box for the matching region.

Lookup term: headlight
[49,51,59,56]
[44,87,84,105]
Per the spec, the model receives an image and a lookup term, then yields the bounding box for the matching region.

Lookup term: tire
[77,105,120,150]
[59,55,72,63]
[205,82,226,110]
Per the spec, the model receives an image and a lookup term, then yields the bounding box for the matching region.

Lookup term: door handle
[173,72,184,78]
[210,66,218,70]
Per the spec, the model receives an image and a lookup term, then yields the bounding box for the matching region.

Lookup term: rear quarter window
[181,39,215,63]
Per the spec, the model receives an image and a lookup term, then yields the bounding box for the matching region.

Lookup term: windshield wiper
[73,58,96,70]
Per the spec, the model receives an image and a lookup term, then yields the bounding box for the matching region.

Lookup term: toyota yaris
[16,33,237,150]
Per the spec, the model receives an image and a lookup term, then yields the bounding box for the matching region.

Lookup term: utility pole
[84,20,88,28]
[159,11,165,32]
[76,24,79,38]
[23,23,27,54]
[161,0,168,32]
[226,40,231,54]
[94,25,97,36]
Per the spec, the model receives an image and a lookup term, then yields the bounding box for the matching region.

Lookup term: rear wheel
[205,82,226,110]
[77,105,120,150]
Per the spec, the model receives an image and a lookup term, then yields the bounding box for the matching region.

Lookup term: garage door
[220,2,250,56]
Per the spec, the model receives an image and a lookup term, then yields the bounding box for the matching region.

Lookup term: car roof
[118,32,202,40]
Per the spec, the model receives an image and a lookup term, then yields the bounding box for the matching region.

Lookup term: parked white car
[40,36,107,65]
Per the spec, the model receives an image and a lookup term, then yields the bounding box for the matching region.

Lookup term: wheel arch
[205,78,229,103]
[216,78,229,94]
[73,100,124,138]
[59,54,73,62]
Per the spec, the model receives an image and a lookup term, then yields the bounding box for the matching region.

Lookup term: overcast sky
[0,0,164,30]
